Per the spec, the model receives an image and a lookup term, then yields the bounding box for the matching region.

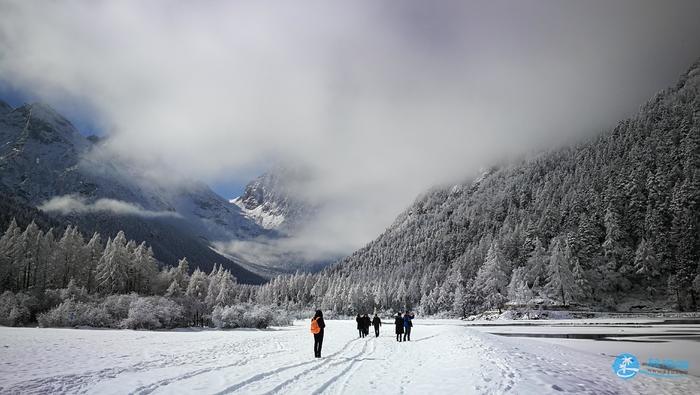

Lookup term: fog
[39,196,182,219]
[2,0,700,260]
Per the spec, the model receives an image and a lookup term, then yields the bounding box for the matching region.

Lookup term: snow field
[1,320,699,394]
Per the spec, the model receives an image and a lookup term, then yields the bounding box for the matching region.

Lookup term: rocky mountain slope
[231,166,316,234]
[0,101,266,283]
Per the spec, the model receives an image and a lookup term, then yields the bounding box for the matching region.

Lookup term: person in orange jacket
[310,310,326,358]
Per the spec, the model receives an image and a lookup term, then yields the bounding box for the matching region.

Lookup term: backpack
[310,317,321,334]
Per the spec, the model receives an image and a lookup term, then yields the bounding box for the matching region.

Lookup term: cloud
[39,195,181,219]
[3,1,700,259]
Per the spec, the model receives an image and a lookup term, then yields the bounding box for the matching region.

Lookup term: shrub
[212,304,291,329]
[37,299,112,328]
[101,293,138,321]
[151,297,183,328]
[121,296,183,329]
[122,298,160,329]
[0,291,38,326]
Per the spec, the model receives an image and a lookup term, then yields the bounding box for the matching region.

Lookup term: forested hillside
[253,60,700,316]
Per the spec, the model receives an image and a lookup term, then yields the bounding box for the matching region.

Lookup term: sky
[1,0,700,261]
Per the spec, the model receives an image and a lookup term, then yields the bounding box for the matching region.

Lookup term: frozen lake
[467,318,700,376]
[1,319,699,394]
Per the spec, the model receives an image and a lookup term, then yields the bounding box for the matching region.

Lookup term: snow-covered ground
[1,320,699,394]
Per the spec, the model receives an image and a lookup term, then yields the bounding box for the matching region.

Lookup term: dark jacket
[362,315,371,329]
[394,316,404,334]
[372,316,381,327]
[356,315,362,330]
[403,314,414,328]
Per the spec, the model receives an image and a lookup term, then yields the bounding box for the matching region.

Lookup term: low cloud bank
[39,195,181,218]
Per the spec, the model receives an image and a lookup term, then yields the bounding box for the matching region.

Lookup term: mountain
[308,59,700,314]
[0,101,266,283]
[231,166,316,234]
[225,167,335,274]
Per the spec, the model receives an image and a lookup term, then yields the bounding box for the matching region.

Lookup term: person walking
[311,310,326,358]
[362,314,371,337]
[372,314,382,337]
[394,312,404,342]
[356,314,364,338]
[403,311,415,341]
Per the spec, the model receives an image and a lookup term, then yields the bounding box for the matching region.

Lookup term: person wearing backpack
[310,310,326,358]
[403,311,415,341]
[394,312,404,342]
[372,314,382,337]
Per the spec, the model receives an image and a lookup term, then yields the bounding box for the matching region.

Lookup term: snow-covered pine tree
[0,219,22,290]
[132,242,158,294]
[55,226,87,288]
[474,243,509,313]
[507,267,530,305]
[83,233,103,293]
[165,279,182,297]
[544,237,581,306]
[186,268,209,301]
[525,238,548,288]
[95,231,130,294]
[215,270,237,306]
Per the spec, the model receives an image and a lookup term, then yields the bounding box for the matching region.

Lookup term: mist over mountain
[0,101,267,283]
[231,166,317,233]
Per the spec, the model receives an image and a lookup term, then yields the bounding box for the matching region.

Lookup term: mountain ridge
[0,101,266,283]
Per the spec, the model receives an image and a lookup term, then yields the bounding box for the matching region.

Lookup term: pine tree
[83,233,103,293]
[0,219,22,290]
[633,238,659,282]
[474,243,509,313]
[37,230,56,291]
[55,226,87,288]
[165,279,182,297]
[95,231,130,294]
[186,268,209,301]
[452,284,467,317]
[132,242,158,294]
[205,264,222,308]
[525,238,548,287]
[544,237,582,306]
[216,270,237,306]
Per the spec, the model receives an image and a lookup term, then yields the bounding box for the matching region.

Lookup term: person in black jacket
[372,314,382,337]
[403,311,415,341]
[362,314,371,337]
[356,314,364,338]
[394,312,404,342]
[312,310,325,358]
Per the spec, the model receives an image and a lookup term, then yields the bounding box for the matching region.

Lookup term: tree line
[0,220,289,328]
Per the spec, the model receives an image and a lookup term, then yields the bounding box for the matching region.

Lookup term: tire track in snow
[212,337,361,394]
[5,335,282,395]
[316,335,378,394]
[130,348,287,395]
[263,339,370,395]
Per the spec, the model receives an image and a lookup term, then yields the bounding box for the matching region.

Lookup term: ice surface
[1,320,698,394]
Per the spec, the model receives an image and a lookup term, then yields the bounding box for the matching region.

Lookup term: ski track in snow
[1,320,699,395]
